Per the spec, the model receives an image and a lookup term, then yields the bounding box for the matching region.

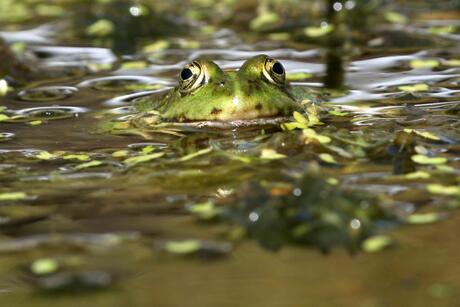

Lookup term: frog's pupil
[181,68,193,80]
[272,62,284,75]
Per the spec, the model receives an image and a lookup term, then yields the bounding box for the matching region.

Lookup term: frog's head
[159,54,300,121]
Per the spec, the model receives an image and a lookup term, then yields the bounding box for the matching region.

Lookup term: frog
[151,54,304,121]
[103,54,319,133]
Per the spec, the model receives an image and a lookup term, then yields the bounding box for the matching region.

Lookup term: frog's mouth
[160,116,292,129]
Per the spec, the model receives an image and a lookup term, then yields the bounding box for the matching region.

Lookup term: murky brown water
[0,1,460,306]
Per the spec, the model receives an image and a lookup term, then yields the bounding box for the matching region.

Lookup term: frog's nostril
[219,80,225,86]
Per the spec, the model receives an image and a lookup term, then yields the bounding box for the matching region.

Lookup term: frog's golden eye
[179,61,206,94]
[263,57,286,86]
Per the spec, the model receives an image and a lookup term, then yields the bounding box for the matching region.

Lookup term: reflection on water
[0,0,460,306]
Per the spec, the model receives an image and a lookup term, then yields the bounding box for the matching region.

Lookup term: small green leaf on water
[429,25,456,35]
[326,177,339,185]
[319,153,337,164]
[0,114,10,122]
[427,184,460,196]
[384,11,408,24]
[121,61,148,70]
[329,109,349,116]
[362,235,393,253]
[398,83,429,92]
[75,160,103,170]
[142,40,170,52]
[403,128,440,141]
[86,19,114,37]
[0,192,28,201]
[260,149,286,160]
[35,151,58,160]
[409,59,439,69]
[0,79,8,96]
[286,72,313,81]
[293,111,308,124]
[179,147,212,162]
[124,152,164,166]
[164,240,201,255]
[28,120,43,126]
[411,154,447,165]
[303,129,331,144]
[141,145,155,154]
[112,150,129,158]
[306,105,323,126]
[280,121,308,131]
[444,59,460,67]
[404,171,431,180]
[250,12,280,31]
[63,154,90,161]
[304,24,334,37]
[188,202,219,219]
[268,32,290,41]
[30,258,59,275]
[406,212,447,224]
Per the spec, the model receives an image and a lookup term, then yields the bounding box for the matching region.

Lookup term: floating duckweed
[75,160,103,170]
[426,184,460,196]
[362,235,393,253]
[28,120,43,126]
[36,4,65,17]
[319,153,337,164]
[403,129,440,141]
[0,114,10,122]
[121,61,148,70]
[268,32,290,41]
[302,129,331,144]
[187,202,219,220]
[398,83,429,92]
[163,240,201,254]
[411,154,447,165]
[429,25,456,35]
[63,154,91,161]
[124,152,164,166]
[326,178,339,185]
[260,149,286,160]
[179,147,212,162]
[86,19,114,37]
[142,40,170,52]
[141,145,155,154]
[409,59,439,69]
[0,192,28,201]
[112,150,129,158]
[444,59,460,67]
[286,73,313,81]
[304,24,334,38]
[329,109,349,116]
[31,258,59,276]
[0,79,8,96]
[406,212,447,224]
[384,11,408,24]
[306,105,323,126]
[404,171,431,179]
[293,111,308,124]
[250,12,280,31]
[36,151,59,160]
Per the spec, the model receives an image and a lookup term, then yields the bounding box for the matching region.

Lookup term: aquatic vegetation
[0,0,459,304]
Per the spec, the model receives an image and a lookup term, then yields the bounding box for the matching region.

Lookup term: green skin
[154,54,303,121]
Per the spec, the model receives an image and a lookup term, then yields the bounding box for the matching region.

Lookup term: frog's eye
[263,57,286,86]
[179,61,206,94]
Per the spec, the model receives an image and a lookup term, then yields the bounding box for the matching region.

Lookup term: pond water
[0,1,459,306]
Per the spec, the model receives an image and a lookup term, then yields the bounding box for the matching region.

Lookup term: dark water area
[0,0,460,306]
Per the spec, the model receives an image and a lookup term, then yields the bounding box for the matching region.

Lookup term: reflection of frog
[142,54,315,122]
